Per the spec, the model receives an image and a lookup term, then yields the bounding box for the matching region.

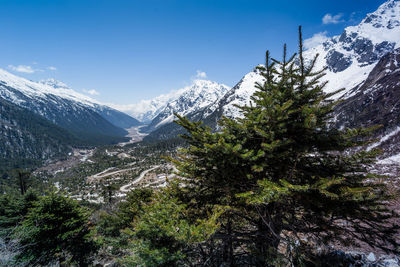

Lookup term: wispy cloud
[322,13,344,24]
[8,63,58,73]
[8,64,38,74]
[304,31,329,49]
[82,89,100,96]
[196,70,207,79]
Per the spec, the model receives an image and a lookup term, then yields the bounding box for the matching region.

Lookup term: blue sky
[0,0,383,104]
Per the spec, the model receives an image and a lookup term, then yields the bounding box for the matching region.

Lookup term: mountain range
[1,0,400,171]
[141,0,400,163]
[0,69,140,171]
[141,80,230,133]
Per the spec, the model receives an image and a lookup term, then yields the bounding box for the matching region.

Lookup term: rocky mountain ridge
[143,0,400,150]
[142,79,230,132]
[0,69,140,143]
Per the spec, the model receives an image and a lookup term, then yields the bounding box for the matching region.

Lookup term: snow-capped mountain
[143,79,230,132]
[0,68,139,144]
[200,68,265,121]
[215,0,400,119]
[38,78,141,129]
[144,0,400,142]
[0,69,96,107]
[143,71,264,141]
[39,78,70,89]
[334,47,400,160]
[304,0,400,98]
[112,88,187,123]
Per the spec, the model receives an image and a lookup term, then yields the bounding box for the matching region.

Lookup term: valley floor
[33,127,175,203]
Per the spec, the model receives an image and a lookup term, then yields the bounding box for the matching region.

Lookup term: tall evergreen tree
[13,169,31,195]
[14,192,99,266]
[123,188,222,266]
[170,27,399,265]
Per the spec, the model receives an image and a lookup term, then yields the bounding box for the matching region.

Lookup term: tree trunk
[222,216,234,266]
[255,206,283,267]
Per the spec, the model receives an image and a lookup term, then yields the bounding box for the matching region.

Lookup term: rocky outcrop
[334,47,400,157]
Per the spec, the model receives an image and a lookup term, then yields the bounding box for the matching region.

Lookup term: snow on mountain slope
[0,70,96,106]
[0,68,143,145]
[0,69,140,129]
[144,79,230,131]
[211,0,400,119]
[304,0,400,98]
[144,0,400,142]
[109,88,187,123]
[217,68,265,119]
[333,47,400,160]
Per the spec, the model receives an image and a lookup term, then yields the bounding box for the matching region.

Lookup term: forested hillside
[0,98,78,172]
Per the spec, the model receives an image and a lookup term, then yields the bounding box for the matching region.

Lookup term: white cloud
[8,64,58,73]
[196,70,207,79]
[322,13,344,24]
[82,89,100,96]
[304,31,329,49]
[8,65,36,74]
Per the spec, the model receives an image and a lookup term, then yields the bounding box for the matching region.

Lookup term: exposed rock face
[143,68,264,141]
[142,80,230,133]
[304,0,400,97]
[334,47,400,158]
[313,250,399,266]
[144,0,400,150]
[326,50,353,72]
[326,32,395,70]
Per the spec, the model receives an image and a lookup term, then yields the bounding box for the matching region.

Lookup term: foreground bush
[14,192,99,266]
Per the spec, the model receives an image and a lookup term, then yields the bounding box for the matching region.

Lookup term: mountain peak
[302,0,400,98]
[142,79,230,130]
[344,0,400,43]
[190,79,229,90]
[374,0,400,17]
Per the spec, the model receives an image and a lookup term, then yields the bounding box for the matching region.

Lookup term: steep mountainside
[0,98,78,172]
[117,88,187,123]
[334,47,400,159]
[144,70,263,141]
[211,0,400,120]
[304,0,400,98]
[142,80,230,132]
[0,70,133,145]
[38,78,141,129]
[144,0,400,143]
[93,105,141,129]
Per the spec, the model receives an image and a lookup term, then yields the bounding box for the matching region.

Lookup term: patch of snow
[303,0,400,99]
[0,69,98,106]
[367,126,400,151]
[378,153,400,164]
[222,69,265,118]
[367,252,376,262]
[151,79,230,128]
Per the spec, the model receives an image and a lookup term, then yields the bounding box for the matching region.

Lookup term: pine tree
[123,188,222,266]
[0,189,38,237]
[14,191,99,266]
[170,27,399,265]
